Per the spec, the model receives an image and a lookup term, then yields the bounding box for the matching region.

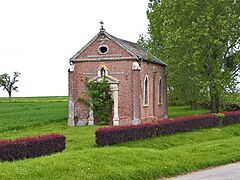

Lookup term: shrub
[222,103,240,111]
[96,114,219,146]
[0,133,66,162]
[215,113,225,126]
[79,78,113,125]
[222,110,240,126]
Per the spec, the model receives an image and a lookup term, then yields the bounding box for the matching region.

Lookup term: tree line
[139,0,240,113]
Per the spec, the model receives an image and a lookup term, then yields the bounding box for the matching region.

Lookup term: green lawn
[168,105,209,118]
[0,97,240,180]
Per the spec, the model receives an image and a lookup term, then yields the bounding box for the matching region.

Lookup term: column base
[132,118,141,125]
[113,118,120,126]
[68,118,75,126]
[88,117,94,125]
[76,119,87,126]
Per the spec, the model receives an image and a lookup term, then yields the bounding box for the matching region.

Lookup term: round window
[98,45,109,54]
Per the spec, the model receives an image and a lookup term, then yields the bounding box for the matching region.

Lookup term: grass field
[0,97,240,179]
[0,97,68,132]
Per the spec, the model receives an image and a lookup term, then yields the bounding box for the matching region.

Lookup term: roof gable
[70,29,167,66]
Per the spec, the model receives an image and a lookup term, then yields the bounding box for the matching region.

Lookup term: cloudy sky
[0,0,149,97]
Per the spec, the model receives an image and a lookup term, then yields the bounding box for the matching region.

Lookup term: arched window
[143,75,149,106]
[100,67,106,78]
[158,78,163,104]
[97,65,108,78]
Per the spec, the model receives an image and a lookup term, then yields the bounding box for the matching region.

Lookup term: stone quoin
[68,24,168,126]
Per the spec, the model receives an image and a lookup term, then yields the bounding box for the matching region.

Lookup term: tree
[146,0,240,112]
[0,72,21,98]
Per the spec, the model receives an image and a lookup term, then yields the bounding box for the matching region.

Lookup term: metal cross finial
[100,21,104,30]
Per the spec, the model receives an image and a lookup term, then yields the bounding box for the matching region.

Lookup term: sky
[0,0,149,97]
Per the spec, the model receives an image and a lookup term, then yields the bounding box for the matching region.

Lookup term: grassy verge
[0,97,240,179]
[168,105,209,118]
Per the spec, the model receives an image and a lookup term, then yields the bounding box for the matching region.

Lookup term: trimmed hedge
[0,133,66,162]
[222,110,240,126]
[96,111,240,146]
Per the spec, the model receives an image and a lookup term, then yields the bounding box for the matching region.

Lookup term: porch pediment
[89,75,119,84]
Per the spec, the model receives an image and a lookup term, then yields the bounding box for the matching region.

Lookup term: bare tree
[0,72,21,98]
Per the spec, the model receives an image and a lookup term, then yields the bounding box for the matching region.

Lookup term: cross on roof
[100,21,104,30]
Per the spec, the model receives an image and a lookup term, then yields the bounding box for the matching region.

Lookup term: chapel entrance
[88,66,120,125]
[93,91,113,125]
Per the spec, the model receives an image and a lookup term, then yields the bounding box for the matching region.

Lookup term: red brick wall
[76,33,133,60]
[140,61,168,123]
[73,60,134,124]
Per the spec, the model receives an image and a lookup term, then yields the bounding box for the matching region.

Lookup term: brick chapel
[68,24,168,126]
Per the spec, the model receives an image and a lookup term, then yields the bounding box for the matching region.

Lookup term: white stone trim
[87,54,122,58]
[71,57,138,62]
[70,33,99,61]
[97,65,109,77]
[132,62,141,70]
[88,106,94,125]
[88,70,120,126]
[111,84,120,125]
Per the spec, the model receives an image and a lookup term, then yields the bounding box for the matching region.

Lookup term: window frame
[143,75,149,106]
[158,77,163,105]
[98,45,109,55]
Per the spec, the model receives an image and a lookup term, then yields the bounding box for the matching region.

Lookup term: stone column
[112,84,119,125]
[132,62,141,124]
[68,101,75,126]
[68,69,75,126]
[88,101,94,125]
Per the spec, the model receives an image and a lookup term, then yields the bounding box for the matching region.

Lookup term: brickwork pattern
[140,61,168,123]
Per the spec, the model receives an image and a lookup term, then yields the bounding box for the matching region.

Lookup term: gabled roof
[106,32,167,66]
[70,29,167,66]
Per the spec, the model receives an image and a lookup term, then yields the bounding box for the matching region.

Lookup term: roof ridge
[106,31,167,66]
[70,30,167,66]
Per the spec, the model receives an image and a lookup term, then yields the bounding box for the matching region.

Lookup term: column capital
[110,84,119,91]
[132,62,141,71]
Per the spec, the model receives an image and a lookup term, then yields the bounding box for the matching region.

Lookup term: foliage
[1,98,240,179]
[221,92,240,111]
[79,78,113,125]
[215,113,225,126]
[146,0,240,112]
[137,34,151,50]
[0,133,66,162]
[222,102,240,111]
[0,72,21,98]
[222,110,240,126]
